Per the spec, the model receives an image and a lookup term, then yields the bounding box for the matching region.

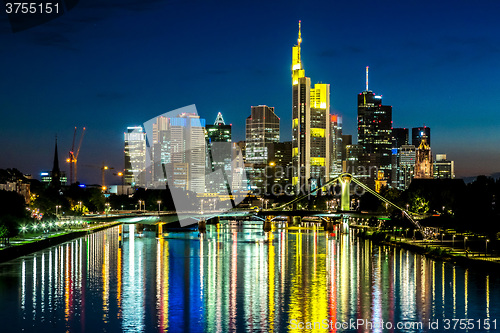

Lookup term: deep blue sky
[0,0,499,184]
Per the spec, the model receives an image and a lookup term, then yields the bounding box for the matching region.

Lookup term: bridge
[83,173,426,237]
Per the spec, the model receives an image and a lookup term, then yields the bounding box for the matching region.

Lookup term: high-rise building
[330,114,343,177]
[124,126,147,187]
[392,128,409,148]
[246,105,280,163]
[412,127,431,147]
[206,112,232,194]
[245,105,279,193]
[391,145,416,190]
[434,154,455,179]
[414,135,432,179]
[266,141,293,194]
[291,21,331,193]
[341,134,352,161]
[206,112,231,143]
[357,67,392,185]
[150,114,206,193]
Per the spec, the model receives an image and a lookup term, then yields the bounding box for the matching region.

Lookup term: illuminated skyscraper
[124,126,146,187]
[330,114,343,177]
[357,67,392,186]
[391,145,416,190]
[245,105,279,163]
[292,21,330,192]
[245,105,279,193]
[206,112,232,193]
[150,113,206,192]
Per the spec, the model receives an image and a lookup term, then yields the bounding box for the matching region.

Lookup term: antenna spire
[366,66,369,91]
[298,20,301,44]
[297,20,302,62]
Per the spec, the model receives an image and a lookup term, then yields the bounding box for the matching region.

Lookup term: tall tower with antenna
[292,21,330,193]
[357,67,393,187]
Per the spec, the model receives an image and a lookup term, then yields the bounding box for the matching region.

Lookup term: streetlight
[138,200,142,211]
[464,236,468,250]
[105,203,110,217]
[55,205,61,217]
[157,200,161,215]
[486,239,490,256]
[452,235,455,248]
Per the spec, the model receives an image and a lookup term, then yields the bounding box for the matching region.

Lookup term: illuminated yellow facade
[292,22,331,192]
[291,21,305,86]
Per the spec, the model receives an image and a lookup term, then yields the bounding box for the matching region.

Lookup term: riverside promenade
[355,225,500,271]
[0,221,121,263]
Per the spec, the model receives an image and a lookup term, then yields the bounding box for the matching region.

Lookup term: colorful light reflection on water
[0,223,498,332]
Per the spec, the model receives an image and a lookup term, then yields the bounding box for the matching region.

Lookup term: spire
[297,20,302,64]
[214,112,225,125]
[297,20,302,50]
[50,136,62,189]
[292,20,305,85]
[366,66,369,91]
[53,136,60,174]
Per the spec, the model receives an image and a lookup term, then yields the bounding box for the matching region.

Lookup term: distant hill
[458,172,500,184]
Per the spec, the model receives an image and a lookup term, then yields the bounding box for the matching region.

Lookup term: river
[0,223,498,332]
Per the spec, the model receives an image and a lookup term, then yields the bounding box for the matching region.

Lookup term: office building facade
[245,105,279,193]
[434,154,455,179]
[391,145,416,190]
[124,126,146,187]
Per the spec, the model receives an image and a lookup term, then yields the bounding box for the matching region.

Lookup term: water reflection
[0,224,499,332]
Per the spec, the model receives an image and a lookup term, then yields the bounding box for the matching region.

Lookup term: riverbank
[355,226,500,272]
[0,222,121,263]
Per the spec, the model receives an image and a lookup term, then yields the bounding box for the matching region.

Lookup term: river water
[0,223,498,332]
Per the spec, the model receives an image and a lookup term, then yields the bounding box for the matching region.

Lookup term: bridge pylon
[340,174,352,211]
[263,216,272,232]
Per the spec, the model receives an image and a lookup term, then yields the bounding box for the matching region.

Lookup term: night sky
[1,0,499,184]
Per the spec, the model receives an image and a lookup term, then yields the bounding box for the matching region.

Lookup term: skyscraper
[245,105,279,163]
[266,141,293,194]
[357,67,392,185]
[392,128,409,148]
[412,127,431,147]
[391,145,416,190]
[124,126,146,187]
[330,114,343,177]
[206,112,232,194]
[245,105,279,193]
[292,21,331,193]
[206,112,231,143]
[150,113,206,193]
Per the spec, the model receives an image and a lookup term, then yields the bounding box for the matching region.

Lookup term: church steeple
[50,136,61,189]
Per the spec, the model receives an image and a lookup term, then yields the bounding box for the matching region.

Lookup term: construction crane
[67,127,86,184]
[81,162,114,191]
[101,163,114,190]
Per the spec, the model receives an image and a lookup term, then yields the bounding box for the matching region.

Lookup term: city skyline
[1,0,499,183]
